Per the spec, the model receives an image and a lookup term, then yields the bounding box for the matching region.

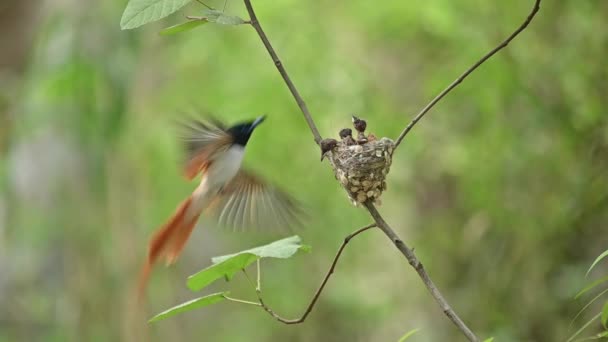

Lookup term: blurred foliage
[569,249,608,341]
[1,0,607,341]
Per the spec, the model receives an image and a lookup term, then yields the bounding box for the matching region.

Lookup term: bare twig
[243,0,322,145]
[393,0,542,149]
[193,0,213,10]
[364,201,478,341]
[247,223,376,324]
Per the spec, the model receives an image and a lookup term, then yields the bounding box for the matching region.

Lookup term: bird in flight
[138,115,301,296]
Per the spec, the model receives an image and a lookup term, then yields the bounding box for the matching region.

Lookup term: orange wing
[179,118,233,179]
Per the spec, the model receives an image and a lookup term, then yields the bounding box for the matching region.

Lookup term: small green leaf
[160,19,208,35]
[483,338,494,342]
[602,301,608,328]
[121,0,192,30]
[397,328,420,342]
[202,8,245,25]
[187,236,309,291]
[576,276,608,299]
[211,235,310,264]
[148,292,227,322]
[187,253,258,291]
[587,250,608,277]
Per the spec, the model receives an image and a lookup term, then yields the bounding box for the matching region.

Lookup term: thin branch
[364,201,479,341]
[248,223,376,324]
[393,0,542,149]
[243,0,322,145]
[194,0,213,10]
[186,16,206,21]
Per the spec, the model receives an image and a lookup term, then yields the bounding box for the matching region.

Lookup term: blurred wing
[205,170,304,232]
[179,118,233,180]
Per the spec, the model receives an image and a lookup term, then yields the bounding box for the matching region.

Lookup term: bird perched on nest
[138,116,301,297]
[339,128,356,146]
[352,115,368,144]
[320,138,338,161]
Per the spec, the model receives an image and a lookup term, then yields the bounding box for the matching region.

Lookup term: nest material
[328,137,394,205]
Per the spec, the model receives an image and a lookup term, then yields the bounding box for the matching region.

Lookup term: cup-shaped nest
[327,137,394,205]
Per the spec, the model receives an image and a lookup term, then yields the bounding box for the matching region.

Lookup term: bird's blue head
[228,115,266,146]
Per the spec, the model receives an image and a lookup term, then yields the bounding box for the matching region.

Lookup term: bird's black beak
[251,115,266,129]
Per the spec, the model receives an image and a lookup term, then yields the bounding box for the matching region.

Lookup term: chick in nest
[352,115,368,144]
[339,128,356,146]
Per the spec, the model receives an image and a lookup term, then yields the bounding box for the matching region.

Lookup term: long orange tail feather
[138,196,202,299]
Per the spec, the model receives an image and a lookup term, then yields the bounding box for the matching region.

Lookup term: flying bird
[138,115,301,296]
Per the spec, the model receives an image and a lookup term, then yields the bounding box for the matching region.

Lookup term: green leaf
[211,235,310,264]
[187,236,309,291]
[570,288,608,331]
[121,0,192,30]
[483,338,494,342]
[587,250,608,277]
[148,292,227,322]
[160,19,208,35]
[567,312,601,342]
[602,301,608,328]
[576,276,608,299]
[397,328,420,341]
[187,253,258,291]
[202,8,245,25]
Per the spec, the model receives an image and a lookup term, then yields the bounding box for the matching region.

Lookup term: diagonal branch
[393,0,541,149]
[243,0,322,145]
[364,201,478,341]
[250,223,377,324]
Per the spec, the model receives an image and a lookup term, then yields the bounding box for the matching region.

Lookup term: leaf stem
[222,295,262,306]
[256,258,261,292]
[186,16,206,21]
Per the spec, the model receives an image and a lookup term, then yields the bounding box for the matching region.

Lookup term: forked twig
[237,224,376,324]
[242,1,542,340]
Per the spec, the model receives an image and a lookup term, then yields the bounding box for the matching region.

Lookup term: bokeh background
[1,0,607,341]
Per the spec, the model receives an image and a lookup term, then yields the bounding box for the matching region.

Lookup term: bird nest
[327,137,394,205]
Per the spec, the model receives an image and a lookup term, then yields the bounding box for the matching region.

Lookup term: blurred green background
[1,0,607,341]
